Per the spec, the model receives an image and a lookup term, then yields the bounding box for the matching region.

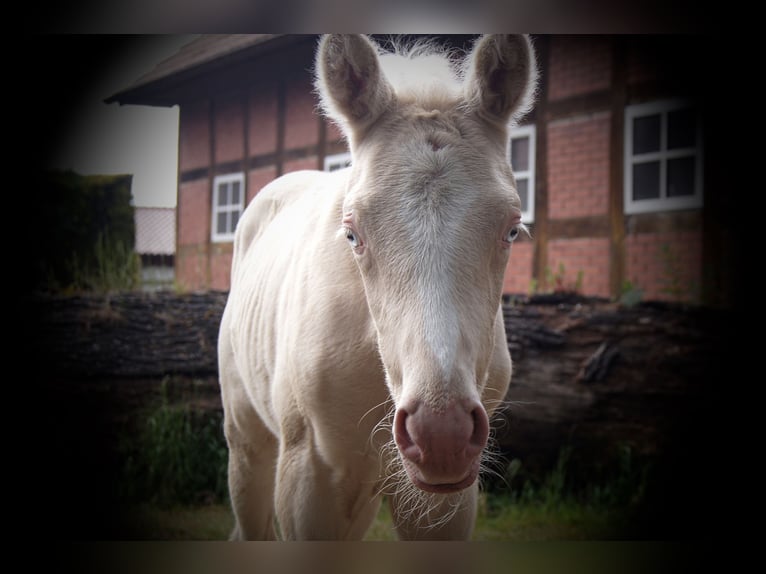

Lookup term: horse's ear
[463,34,537,128]
[316,34,394,142]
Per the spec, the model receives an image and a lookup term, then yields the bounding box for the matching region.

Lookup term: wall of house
[503,35,710,303]
[175,35,717,305]
[175,39,346,292]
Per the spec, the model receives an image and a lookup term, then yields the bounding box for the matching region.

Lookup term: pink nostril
[394,399,489,489]
[469,405,490,449]
[394,401,490,464]
[393,407,422,463]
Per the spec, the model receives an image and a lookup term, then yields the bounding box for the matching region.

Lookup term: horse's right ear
[315,35,394,143]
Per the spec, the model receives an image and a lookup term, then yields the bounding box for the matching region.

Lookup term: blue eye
[504,226,520,243]
[345,228,360,248]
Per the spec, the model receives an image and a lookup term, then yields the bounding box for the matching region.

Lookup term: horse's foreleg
[224,410,279,541]
[274,417,381,540]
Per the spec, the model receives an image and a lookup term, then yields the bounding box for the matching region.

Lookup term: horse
[218,34,537,540]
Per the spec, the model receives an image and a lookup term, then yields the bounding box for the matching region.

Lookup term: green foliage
[470,445,649,540]
[496,444,648,511]
[32,169,138,293]
[531,262,584,295]
[657,243,699,303]
[363,445,651,541]
[119,380,229,507]
[619,279,643,307]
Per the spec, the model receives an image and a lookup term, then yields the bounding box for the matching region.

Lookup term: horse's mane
[375,37,466,107]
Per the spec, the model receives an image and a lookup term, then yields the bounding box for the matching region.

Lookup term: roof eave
[105,34,308,107]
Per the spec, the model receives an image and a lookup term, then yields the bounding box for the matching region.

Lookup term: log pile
[27,290,723,477]
[29,291,228,378]
[496,294,720,475]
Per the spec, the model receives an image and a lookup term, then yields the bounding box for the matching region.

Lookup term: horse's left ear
[464,35,538,127]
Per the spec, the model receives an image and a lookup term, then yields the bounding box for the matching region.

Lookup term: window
[211,173,245,243]
[509,125,536,224]
[324,152,352,172]
[624,100,702,214]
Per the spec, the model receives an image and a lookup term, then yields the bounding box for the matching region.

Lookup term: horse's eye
[345,228,361,248]
[504,226,520,243]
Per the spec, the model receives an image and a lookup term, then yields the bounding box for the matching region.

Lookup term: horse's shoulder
[233,170,324,256]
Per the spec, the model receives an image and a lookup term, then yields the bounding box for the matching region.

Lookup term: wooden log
[494,296,721,480]
[27,291,721,483]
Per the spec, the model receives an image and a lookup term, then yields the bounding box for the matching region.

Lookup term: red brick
[547,238,610,297]
[248,83,278,157]
[547,113,610,219]
[179,102,210,171]
[214,93,245,164]
[210,244,233,291]
[548,36,612,101]
[284,76,319,150]
[283,156,319,174]
[625,231,702,302]
[247,166,278,204]
[503,241,534,294]
[176,246,208,292]
[325,116,345,144]
[178,180,209,247]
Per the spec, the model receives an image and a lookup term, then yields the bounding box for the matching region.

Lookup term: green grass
[120,492,634,541]
[115,390,648,540]
[120,503,235,540]
[118,379,229,507]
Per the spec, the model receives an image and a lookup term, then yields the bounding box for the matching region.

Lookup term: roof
[106,34,309,107]
[135,207,176,255]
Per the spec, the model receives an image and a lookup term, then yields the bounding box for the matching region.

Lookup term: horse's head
[316,35,537,494]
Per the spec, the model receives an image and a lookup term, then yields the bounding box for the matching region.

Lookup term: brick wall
[547,237,611,297]
[210,244,233,291]
[175,53,336,291]
[548,36,612,101]
[177,180,209,247]
[176,246,207,291]
[503,241,534,295]
[247,166,278,203]
[214,93,245,165]
[285,76,319,150]
[248,82,278,157]
[283,157,320,174]
[625,230,702,302]
[547,112,611,219]
[179,102,210,171]
[171,35,712,304]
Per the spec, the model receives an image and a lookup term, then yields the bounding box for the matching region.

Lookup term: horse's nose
[393,398,489,491]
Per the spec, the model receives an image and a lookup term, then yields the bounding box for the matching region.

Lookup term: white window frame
[211,173,245,243]
[509,124,536,224]
[324,151,352,172]
[624,99,703,215]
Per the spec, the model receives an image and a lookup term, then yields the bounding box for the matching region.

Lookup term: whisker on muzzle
[367,402,509,533]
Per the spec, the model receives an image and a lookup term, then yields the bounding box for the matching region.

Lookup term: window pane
[231,181,240,205]
[516,178,529,213]
[667,156,695,197]
[231,210,240,232]
[632,114,661,155]
[217,183,228,206]
[632,160,660,200]
[511,136,530,172]
[668,107,696,150]
[217,212,227,234]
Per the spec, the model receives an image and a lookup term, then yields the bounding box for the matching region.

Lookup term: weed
[619,279,643,307]
[119,379,228,507]
[535,263,585,295]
